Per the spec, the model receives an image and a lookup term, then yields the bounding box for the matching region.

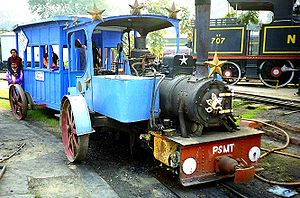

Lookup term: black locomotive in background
[192,0,300,88]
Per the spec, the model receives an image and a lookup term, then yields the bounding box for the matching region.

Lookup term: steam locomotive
[197,0,300,88]
[10,4,262,186]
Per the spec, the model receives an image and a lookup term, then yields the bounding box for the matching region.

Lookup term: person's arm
[15,71,23,84]
[6,72,13,84]
[43,57,49,68]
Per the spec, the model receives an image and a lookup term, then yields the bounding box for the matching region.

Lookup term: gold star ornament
[85,73,91,90]
[205,53,227,78]
[65,21,69,28]
[87,0,105,22]
[129,0,144,15]
[165,2,180,19]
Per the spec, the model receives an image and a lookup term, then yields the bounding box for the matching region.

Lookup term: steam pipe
[179,99,188,138]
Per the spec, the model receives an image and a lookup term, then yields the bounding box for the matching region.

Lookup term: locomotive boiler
[159,55,235,136]
[9,1,263,186]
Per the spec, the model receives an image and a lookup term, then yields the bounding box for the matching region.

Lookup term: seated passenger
[92,41,101,74]
[43,52,59,71]
[6,61,23,85]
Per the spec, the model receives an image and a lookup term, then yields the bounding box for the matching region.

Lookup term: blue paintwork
[92,75,160,123]
[14,16,90,110]
[62,95,94,135]
[13,14,180,131]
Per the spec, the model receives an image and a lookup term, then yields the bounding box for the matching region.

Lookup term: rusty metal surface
[153,134,178,167]
[167,127,263,146]
[178,134,261,186]
[215,156,238,175]
[234,166,255,184]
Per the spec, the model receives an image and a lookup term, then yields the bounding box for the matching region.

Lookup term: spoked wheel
[8,84,28,120]
[221,61,241,85]
[258,60,295,88]
[61,99,89,162]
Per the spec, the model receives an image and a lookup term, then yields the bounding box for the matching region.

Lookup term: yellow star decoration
[85,73,91,90]
[65,21,69,28]
[165,2,180,19]
[72,17,79,26]
[87,1,105,22]
[129,0,144,15]
[205,53,227,78]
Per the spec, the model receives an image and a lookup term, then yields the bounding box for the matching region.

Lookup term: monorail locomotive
[199,0,300,88]
[9,2,263,186]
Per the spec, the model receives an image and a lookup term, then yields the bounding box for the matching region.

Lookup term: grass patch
[233,100,249,108]
[0,89,8,98]
[233,100,266,120]
[259,154,299,182]
[27,108,59,127]
[0,99,10,109]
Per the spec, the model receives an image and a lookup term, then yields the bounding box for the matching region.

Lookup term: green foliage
[144,0,169,59]
[224,11,236,18]
[144,0,168,16]
[224,10,259,25]
[28,0,108,18]
[238,11,259,25]
[148,30,166,59]
[180,7,193,41]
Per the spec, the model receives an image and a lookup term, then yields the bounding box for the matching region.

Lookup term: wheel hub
[223,69,232,77]
[271,67,282,77]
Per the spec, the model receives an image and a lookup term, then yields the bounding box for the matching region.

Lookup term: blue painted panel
[40,28,49,43]
[32,29,40,44]
[92,75,160,123]
[23,68,69,111]
[102,31,122,47]
[49,27,60,43]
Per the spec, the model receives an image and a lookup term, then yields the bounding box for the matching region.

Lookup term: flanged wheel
[61,99,89,162]
[8,84,28,120]
[258,60,295,88]
[221,61,241,85]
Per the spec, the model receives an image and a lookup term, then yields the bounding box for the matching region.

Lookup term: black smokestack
[195,0,211,76]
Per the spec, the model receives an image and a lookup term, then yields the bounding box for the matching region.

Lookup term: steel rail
[234,91,300,109]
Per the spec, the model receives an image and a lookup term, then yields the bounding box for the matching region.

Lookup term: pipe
[149,68,157,129]
[178,99,188,138]
[131,61,142,76]
[243,118,300,186]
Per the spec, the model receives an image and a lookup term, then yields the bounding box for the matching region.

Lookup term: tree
[180,6,193,42]
[28,0,109,18]
[144,0,169,59]
[224,10,259,25]
[238,11,259,25]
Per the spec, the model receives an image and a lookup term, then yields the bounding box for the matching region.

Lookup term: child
[6,61,23,85]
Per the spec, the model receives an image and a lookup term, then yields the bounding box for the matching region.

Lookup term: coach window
[69,30,87,72]
[28,46,39,68]
[41,45,59,71]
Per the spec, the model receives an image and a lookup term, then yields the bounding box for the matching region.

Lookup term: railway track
[234,91,300,110]
[151,167,250,198]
